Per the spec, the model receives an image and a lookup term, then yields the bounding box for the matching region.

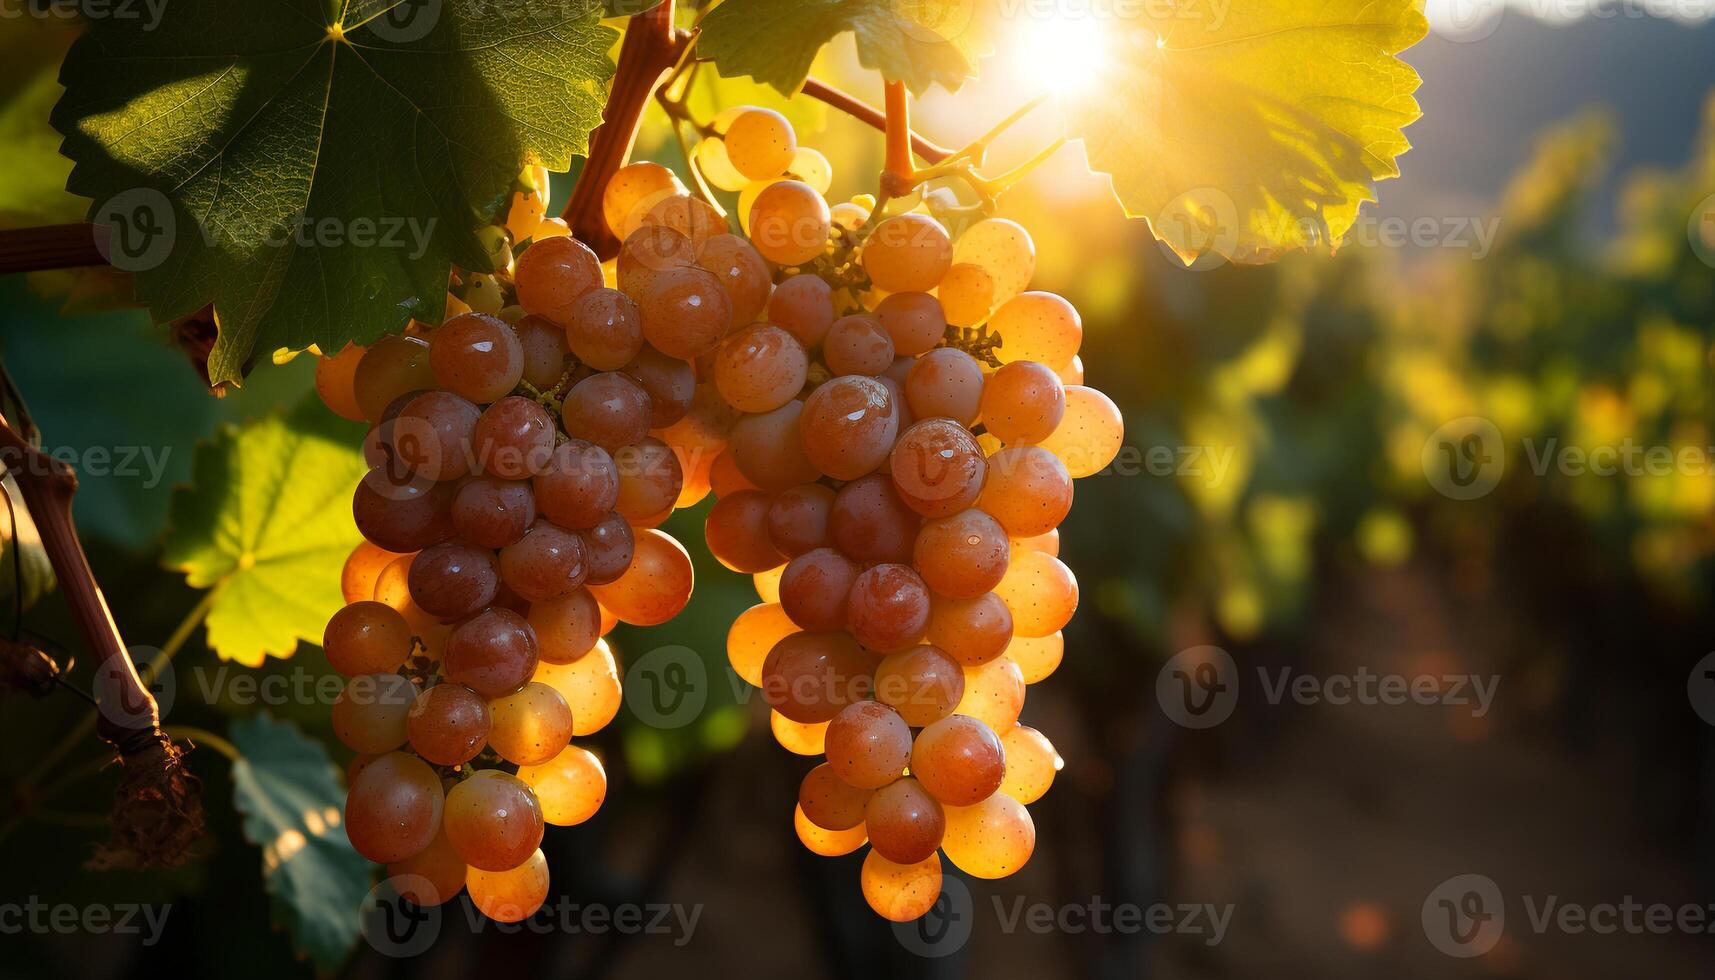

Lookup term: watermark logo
[1422,874,1505,958]
[1155,645,1238,729]
[93,189,175,273]
[1688,652,1715,726]
[1153,188,1239,272]
[359,875,443,957]
[1427,0,1506,41]
[890,0,977,46]
[1422,416,1506,500]
[360,0,442,43]
[624,645,707,729]
[892,875,975,957]
[1690,193,1715,270]
[96,644,175,727]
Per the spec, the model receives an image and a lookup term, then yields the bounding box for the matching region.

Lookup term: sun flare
[1009,11,1114,95]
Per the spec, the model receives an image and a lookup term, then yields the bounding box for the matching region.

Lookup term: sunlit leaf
[53,0,615,384]
[163,398,367,666]
[230,713,370,972]
[1062,0,1428,264]
[0,19,82,228]
[700,0,996,96]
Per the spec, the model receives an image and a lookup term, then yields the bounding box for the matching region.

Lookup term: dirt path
[1158,562,1711,978]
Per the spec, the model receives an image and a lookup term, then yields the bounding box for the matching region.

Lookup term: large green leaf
[53,0,615,384]
[163,398,367,666]
[230,713,371,972]
[699,0,995,96]
[1062,0,1427,264]
[0,19,82,227]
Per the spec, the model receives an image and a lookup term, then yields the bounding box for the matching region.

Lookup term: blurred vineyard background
[2,8,1714,980]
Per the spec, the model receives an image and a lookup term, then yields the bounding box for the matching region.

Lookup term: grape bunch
[676,108,1123,920]
[310,164,709,922]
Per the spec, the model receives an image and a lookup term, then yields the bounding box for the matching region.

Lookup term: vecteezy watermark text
[0,444,173,488]
[0,898,172,946]
[1423,416,1715,500]
[1423,874,1715,958]
[1156,646,1499,729]
[892,877,1234,957]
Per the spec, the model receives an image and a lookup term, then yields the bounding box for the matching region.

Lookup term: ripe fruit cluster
[676,109,1124,920]
[311,165,703,922]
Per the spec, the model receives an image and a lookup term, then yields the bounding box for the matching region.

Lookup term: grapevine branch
[0,223,107,272]
[0,387,204,865]
[562,0,681,256]
[803,78,950,164]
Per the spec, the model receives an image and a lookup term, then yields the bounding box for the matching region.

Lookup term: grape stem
[888,93,1067,209]
[882,81,916,197]
[163,726,240,763]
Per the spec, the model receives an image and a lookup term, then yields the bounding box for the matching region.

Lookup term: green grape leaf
[229,713,371,972]
[604,0,667,14]
[1062,0,1428,265]
[699,0,995,97]
[0,19,82,228]
[52,0,616,385]
[163,398,368,667]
